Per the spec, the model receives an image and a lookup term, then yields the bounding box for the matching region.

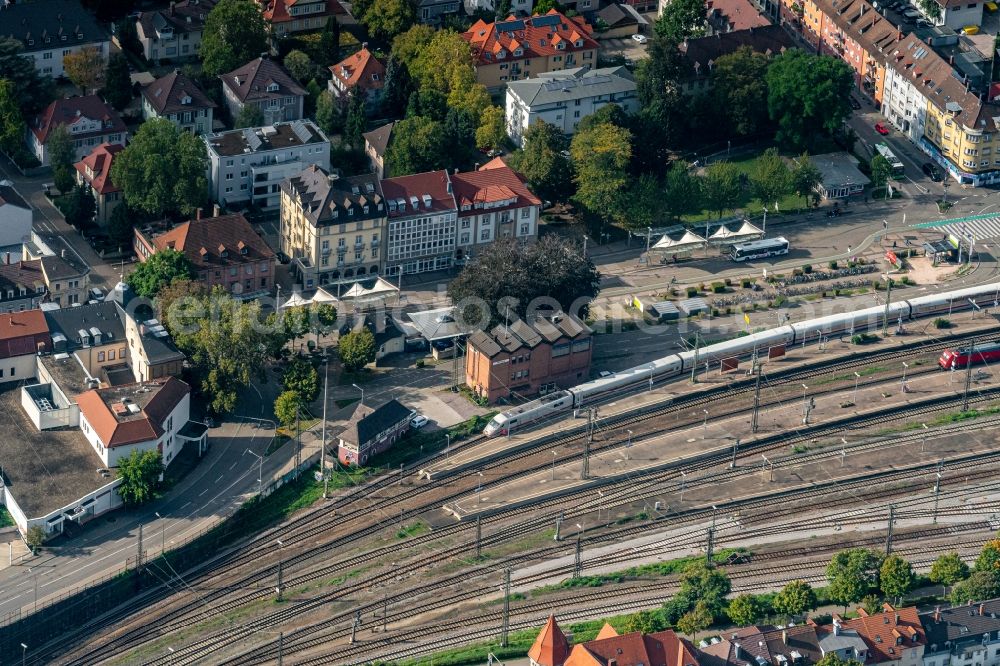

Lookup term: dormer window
[574,39,583,47]
[557,42,565,50]
[240,246,248,255]
[267,82,279,92]
[498,50,506,58]
[371,73,379,81]
[514,48,523,56]
[27,39,34,46]
[363,206,369,213]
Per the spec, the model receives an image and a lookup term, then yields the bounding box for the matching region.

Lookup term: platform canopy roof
[652,229,706,253]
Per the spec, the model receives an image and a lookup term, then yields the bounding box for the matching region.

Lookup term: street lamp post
[321,350,330,498]
[477,472,484,505]
[853,372,861,404]
[154,511,165,557]
[625,430,632,461]
[921,423,929,453]
[882,273,895,337]
[551,450,557,481]
[801,384,809,419]
[702,409,709,439]
[21,643,27,666]
[246,449,263,495]
[901,361,909,392]
[352,383,364,406]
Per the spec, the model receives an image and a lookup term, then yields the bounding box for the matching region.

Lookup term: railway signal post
[963,338,977,411]
[501,569,511,647]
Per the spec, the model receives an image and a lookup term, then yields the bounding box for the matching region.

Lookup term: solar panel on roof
[243,128,262,151]
[497,19,525,31]
[291,120,312,143]
[531,14,560,27]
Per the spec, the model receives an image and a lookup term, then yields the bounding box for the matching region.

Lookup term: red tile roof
[263,0,344,23]
[330,47,386,94]
[76,377,190,448]
[463,10,599,66]
[140,214,275,271]
[566,629,699,666]
[840,605,926,663]
[529,615,571,666]
[380,170,456,217]
[706,0,770,31]
[75,143,124,196]
[32,95,128,145]
[0,310,50,359]
[451,163,542,213]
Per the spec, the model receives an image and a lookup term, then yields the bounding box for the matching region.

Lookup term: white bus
[730,237,790,262]
[875,143,905,178]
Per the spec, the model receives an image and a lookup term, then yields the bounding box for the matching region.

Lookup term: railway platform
[441,322,1000,521]
[422,306,1000,483]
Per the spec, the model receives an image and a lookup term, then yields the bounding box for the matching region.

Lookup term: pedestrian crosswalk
[926,216,1000,244]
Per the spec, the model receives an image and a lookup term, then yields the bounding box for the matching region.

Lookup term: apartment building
[678,26,794,94]
[0,183,32,250]
[141,70,216,135]
[219,56,306,126]
[134,211,276,299]
[0,0,108,78]
[280,165,386,290]
[463,11,600,90]
[923,601,1000,666]
[450,159,541,261]
[75,143,124,226]
[136,0,216,63]
[262,0,346,36]
[203,120,331,211]
[29,96,128,167]
[465,310,593,403]
[505,65,637,146]
[381,170,457,276]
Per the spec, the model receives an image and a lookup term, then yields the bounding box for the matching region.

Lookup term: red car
[875,122,890,135]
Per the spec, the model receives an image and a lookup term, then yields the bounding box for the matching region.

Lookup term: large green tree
[507,120,574,203]
[635,36,688,158]
[200,0,269,77]
[48,126,77,194]
[282,356,320,403]
[677,561,731,616]
[235,104,265,129]
[750,148,791,210]
[826,548,883,610]
[315,90,342,136]
[63,46,106,95]
[952,570,1000,604]
[929,552,970,593]
[655,0,707,41]
[0,79,25,156]
[381,55,413,118]
[880,554,915,602]
[791,152,824,206]
[703,161,743,218]
[0,37,56,116]
[130,248,197,298]
[662,161,702,221]
[319,16,341,66]
[816,654,865,666]
[727,594,767,626]
[447,235,600,327]
[61,184,97,229]
[676,600,713,639]
[772,580,817,618]
[620,173,667,232]
[570,120,631,224]
[767,49,854,150]
[101,53,133,111]
[385,115,447,176]
[393,28,488,122]
[977,538,1000,571]
[363,0,417,42]
[345,85,368,149]
[274,390,304,428]
[476,105,507,152]
[116,449,164,507]
[339,327,377,371]
[283,50,317,83]
[870,154,892,197]
[712,46,771,138]
[110,118,209,218]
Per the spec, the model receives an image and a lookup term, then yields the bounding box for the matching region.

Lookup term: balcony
[354,242,365,251]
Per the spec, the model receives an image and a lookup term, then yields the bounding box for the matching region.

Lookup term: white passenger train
[482,282,1000,437]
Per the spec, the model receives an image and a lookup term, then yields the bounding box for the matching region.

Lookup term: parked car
[875,122,890,135]
[410,414,429,429]
[922,162,944,181]
[632,33,648,44]
[849,97,861,110]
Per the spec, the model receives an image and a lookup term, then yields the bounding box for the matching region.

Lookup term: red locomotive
[939,342,1000,369]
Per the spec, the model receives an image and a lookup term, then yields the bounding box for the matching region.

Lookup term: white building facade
[882,55,931,144]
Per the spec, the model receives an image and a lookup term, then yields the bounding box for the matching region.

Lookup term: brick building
[337,399,412,465]
[465,311,592,404]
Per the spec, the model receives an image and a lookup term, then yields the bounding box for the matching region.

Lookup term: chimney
[934,607,941,622]
[950,55,955,65]
[783,630,788,645]
[169,1,175,14]
[895,613,901,624]
[213,203,221,217]
[980,604,985,616]
[735,644,743,659]
[195,207,202,220]
[61,248,66,259]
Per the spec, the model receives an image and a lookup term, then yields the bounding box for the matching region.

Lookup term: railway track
[35,328,1000,665]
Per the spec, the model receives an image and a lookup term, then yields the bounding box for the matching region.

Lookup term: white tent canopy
[309,289,339,304]
[281,292,313,309]
[652,230,707,253]
[338,277,400,302]
[710,220,764,244]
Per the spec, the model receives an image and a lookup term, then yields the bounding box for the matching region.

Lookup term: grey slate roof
[342,398,412,446]
[363,121,395,157]
[281,165,384,227]
[506,66,635,107]
[0,184,29,211]
[143,70,217,115]
[44,301,125,350]
[924,600,1000,653]
[0,0,107,54]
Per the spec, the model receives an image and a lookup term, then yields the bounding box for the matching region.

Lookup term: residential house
[135,0,217,63]
[560,619,699,666]
[698,624,823,666]
[0,0,109,78]
[74,143,124,226]
[0,182,33,250]
[677,26,794,93]
[363,121,395,179]
[528,615,570,666]
[0,259,51,313]
[141,70,216,134]
[819,605,926,665]
[790,0,900,104]
[134,211,276,299]
[463,11,600,90]
[29,96,128,167]
[809,152,871,198]
[262,0,346,35]
[0,311,51,385]
[381,170,457,276]
[450,159,541,261]
[703,0,771,34]
[219,56,306,126]
[203,120,331,211]
[505,65,638,145]
[328,47,386,108]
[465,310,592,403]
[38,252,91,307]
[76,376,192,467]
[595,4,645,38]
[922,600,1000,666]
[280,165,385,289]
[336,398,412,465]
[919,0,982,30]
[417,0,461,25]
[463,0,534,19]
